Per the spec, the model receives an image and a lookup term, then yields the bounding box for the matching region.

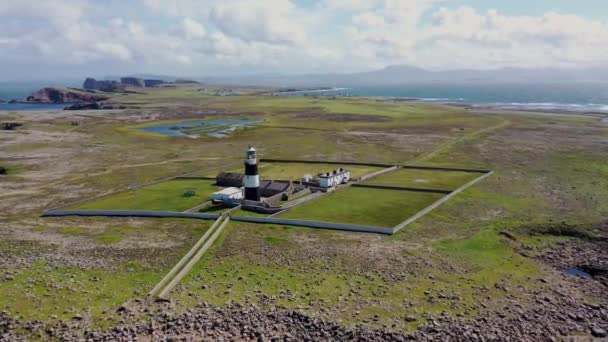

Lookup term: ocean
[2,81,608,113]
[0,80,79,112]
[285,83,608,113]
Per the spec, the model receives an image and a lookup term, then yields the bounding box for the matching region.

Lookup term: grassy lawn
[280,187,442,227]
[69,179,222,212]
[363,168,481,190]
[204,162,382,180]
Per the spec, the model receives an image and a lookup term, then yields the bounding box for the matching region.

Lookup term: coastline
[276,86,608,120]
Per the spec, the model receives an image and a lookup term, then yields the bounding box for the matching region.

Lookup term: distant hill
[201,65,608,87]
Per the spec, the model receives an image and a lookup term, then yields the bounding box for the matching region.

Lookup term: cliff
[26,88,110,104]
[144,79,165,87]
[83,78,124,92]
[121,77,145,87]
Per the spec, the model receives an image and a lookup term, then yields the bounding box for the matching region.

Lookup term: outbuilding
[212,187,243,205]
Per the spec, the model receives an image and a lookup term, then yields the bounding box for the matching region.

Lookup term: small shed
[212,187,243,205]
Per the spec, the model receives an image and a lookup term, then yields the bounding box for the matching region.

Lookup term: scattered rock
[1,122,23,130]
[592,327,607,338]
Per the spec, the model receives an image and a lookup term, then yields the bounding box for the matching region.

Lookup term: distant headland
[3,76,200,105]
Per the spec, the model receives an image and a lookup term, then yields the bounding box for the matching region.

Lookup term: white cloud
[94,43,133,61]
[343,3,608,69]
[1,0,608,76]
[208,0,306,45]
[182,17,206,39]
[353,13,385,28]
[320,0,381,12]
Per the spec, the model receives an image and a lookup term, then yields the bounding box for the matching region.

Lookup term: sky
[1,0,608,80]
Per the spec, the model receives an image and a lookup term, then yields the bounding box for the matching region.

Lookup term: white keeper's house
[318,168,350,188]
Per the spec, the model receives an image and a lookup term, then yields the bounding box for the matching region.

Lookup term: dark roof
[265,181,290,192]
[259,180,271,188]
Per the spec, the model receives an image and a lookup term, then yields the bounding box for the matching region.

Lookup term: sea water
[291,83,608,113]
[3,81,608,113]
[0,80,78,112]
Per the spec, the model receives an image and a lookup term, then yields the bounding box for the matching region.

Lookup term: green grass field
[363,168,481,190]
[69,179,221,212]
[280,187,442,227]
[205,162,382,180]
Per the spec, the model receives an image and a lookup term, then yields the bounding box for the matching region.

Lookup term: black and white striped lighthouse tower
[244,145,261,201]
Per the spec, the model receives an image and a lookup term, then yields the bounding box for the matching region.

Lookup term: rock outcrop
[120,77,145,87]
[26,88,109,104]
[82,77,166,90]
[175,78,199,84]
[83,78,123,92]
[144,79,164,87]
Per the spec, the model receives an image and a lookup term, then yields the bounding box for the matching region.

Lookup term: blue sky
[1,0,607,80]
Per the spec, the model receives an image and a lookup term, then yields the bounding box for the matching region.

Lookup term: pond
[562,268,592,279]
[141,118,265,138]
[0,103,67,112]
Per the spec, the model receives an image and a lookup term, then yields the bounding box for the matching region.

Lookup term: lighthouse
[244,145,261,201]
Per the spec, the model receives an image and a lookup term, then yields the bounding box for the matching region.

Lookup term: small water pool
[0,103,67,112]
[141,119,265,138]
[562,268,592,279]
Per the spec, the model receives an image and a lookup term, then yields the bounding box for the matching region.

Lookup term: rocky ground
[1,294,606,341]
[3,224,607,341]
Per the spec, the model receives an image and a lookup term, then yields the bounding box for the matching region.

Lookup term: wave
[471,102,608,113]
[277,87,350,95]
